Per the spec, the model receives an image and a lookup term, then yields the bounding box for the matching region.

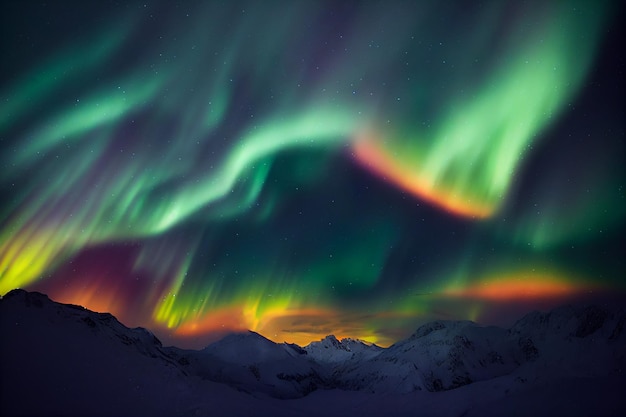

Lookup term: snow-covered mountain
[1,289,625,417]
[169,331,325,398]
[304,335,383,363]
[329,320,518,394]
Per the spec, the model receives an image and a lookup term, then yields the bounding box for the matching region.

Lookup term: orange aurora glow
[352,137,494,219]
[443,274,592,301]
[38,274,393,347]
[174,305,388,347]
[46,280,127,319]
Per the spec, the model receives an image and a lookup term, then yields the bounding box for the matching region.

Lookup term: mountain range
[1,289,625,416]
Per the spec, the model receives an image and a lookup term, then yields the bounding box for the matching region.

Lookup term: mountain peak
[409,319,477,341]
[319,335,348,350]
[2,288,53,306]
[1,289,625,416]
[304,334,383,363]
[222,330,270,341]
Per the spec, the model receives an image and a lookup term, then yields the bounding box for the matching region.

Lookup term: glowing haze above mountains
[1,0,624,348]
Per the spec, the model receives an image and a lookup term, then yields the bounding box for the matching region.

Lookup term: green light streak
[360,1,611,216]
[0,1,621,346]
[0,20,132,132]
[152,105,362,232]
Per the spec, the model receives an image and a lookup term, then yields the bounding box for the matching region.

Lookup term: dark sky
[1,0,624,348]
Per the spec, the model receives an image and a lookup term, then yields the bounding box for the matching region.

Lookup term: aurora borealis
[1,0,624,348]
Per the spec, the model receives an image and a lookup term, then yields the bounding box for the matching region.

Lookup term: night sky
[1,0,624,348]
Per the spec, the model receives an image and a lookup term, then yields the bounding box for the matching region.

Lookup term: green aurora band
[0,0,623,346]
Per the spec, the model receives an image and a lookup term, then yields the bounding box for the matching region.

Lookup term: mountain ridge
[1,288,625,416]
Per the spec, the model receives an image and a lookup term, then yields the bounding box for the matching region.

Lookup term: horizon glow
[1,0,623,348]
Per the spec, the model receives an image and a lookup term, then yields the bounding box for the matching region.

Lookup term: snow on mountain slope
[0,289,263,417]
[304,335,383,363]
[202,330,304,363]
[1,289,625,417]
[328,320,521,394]
[507,304,626,384]
[323,306,626,395]
[166,331,326,398]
